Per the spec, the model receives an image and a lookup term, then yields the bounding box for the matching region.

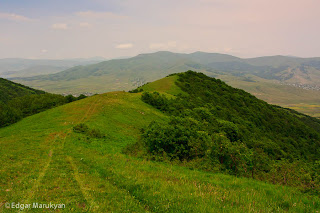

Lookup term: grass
[0,91,320,212]
[15,75,129,95]
[284,104,320,118]
[139,75,183,96]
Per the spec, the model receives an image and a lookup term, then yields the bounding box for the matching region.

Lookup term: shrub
[73,123,104,138]
[73,123,89,133]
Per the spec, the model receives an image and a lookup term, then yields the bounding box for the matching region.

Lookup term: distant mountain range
[0,57,105,78]
[12,51,320,90]
[9,51,320,117]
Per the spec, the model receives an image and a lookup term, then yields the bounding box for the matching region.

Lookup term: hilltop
[1,71,319,212]
[12,51,320,117]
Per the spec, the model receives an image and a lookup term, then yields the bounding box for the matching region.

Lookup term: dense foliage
[137,71,320,193]
[0,78,87,128]
[0,77,44,103]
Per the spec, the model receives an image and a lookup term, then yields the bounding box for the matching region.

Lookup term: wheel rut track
[21,98,101,212]
[20,96,151,212]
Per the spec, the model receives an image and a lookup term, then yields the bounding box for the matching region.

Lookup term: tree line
[0,93,86,128]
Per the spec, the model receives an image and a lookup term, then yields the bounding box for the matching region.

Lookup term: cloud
[41,49,48,53]
[51,23,68,30]
[0,12,33,22]
[79,22,90,28]
[75,11,127,20]
[149,41,177,50]
[115,43,133,49]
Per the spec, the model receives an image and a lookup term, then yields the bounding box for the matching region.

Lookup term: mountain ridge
[14,51,320,84]
[0,58,105,78]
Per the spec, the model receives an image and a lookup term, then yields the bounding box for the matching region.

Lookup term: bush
[73,123,89,133]
[77,94,87,100]
[129,88,143,93]
[87,128,104,138]
[142,117,211,160]
[73,123,104,138]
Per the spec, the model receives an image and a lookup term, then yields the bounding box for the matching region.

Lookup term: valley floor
[0,93,319,212]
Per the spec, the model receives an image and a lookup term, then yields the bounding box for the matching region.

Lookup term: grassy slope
[138,75,183,96]
[0,91,319,212]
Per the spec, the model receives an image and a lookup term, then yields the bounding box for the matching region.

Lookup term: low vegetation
[73,123,105,138]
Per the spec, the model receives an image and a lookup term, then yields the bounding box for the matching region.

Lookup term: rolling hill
[11,51,320,117]
[0,72,319,212]
[14,51,320,90]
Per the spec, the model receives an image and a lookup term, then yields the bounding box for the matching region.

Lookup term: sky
[0,0,319,59]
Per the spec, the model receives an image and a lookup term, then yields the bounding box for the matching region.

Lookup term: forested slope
[129,71,320,193]
[0,78,85,127]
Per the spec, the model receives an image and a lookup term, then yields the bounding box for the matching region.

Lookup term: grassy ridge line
[0,91,319,212]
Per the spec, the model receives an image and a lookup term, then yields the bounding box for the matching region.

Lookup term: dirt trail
[21,98,101,212]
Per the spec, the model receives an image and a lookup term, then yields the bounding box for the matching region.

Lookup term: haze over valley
[9,51,320,118]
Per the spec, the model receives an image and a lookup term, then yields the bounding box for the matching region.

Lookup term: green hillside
[12,51,320,117]
[0,78,85,128]
[1,72,320,212]
[133,72,320,187]
[0,77,44,103]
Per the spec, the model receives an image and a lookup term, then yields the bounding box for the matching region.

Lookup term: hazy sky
[0,0,319,59]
